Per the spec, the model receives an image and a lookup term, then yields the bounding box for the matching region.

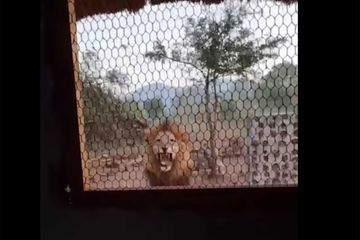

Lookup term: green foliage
[80,50,147,143]
[143,98,166,121]
[259,61,298,112]
[106,69,130,87]
[82,84,147,143]
[145,6,286,79]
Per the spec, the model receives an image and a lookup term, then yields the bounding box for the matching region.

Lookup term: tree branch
[161,55,207,79]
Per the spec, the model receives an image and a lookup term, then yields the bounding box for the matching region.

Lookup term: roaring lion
[144,122,194,186]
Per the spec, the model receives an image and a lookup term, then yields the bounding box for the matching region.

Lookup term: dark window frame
[43,0,297,209]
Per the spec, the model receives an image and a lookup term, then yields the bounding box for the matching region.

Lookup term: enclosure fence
[68,0,298,190]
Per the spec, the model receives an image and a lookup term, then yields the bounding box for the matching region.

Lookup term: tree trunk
[212,79,219,125]
[205,79,217,178]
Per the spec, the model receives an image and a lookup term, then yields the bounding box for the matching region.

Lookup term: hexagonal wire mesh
[68,0,298,191]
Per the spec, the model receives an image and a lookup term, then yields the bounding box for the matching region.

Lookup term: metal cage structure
[67,0,298,191]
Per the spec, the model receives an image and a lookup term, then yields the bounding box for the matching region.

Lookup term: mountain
[127,78,257,110]
[110,61,298,121]
[257,62,298,115]
[261,61,298,85]
[129,82,178,110]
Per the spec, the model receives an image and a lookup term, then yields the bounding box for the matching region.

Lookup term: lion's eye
[170,139,175,142]
[156,139,161,142]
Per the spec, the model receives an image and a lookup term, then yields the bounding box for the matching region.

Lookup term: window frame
[44,0,297,208]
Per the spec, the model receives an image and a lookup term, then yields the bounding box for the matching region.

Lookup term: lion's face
[152,131,180,172]
[145,122,193,185]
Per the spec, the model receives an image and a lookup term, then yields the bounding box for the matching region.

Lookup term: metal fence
[68,0,298,191]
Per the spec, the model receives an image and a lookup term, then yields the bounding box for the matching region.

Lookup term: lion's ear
[180,132,189,142]
[175,125,188,142]
[144,128,151,143]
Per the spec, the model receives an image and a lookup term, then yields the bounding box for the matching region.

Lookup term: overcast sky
[76,0,297,95]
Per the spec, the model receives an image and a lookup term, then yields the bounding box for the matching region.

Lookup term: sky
[76,0,298,96]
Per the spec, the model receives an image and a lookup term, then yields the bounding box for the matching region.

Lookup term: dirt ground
[82,116,298,191]
[83,151,251,191]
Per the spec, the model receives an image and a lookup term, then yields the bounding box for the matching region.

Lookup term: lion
[144,122,194,186]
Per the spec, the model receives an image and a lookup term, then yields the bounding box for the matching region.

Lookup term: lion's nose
[162,147,167,152]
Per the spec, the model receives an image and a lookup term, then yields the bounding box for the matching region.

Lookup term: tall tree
[145,6,285,176]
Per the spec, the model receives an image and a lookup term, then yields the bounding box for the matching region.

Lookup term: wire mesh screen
[68,0,298,191]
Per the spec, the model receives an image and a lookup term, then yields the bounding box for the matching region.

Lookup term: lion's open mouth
[158,153,173,172]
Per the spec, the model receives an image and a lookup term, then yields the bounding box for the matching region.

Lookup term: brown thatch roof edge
[75,0,146,21]
[75,0,298,21]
